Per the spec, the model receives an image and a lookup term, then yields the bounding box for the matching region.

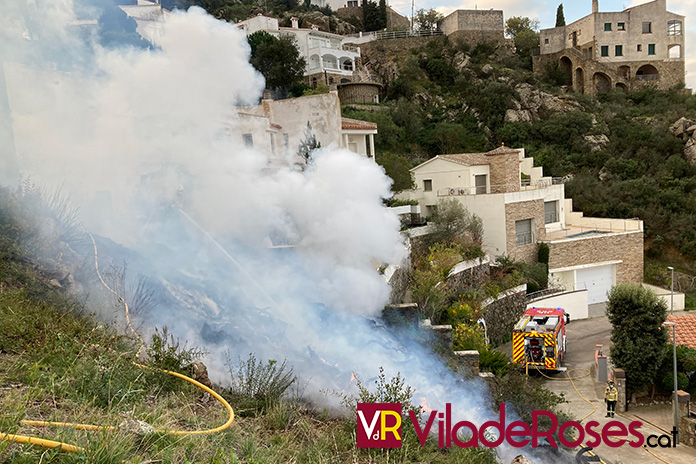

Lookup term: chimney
[592,0,598,14]
[291,17,299,29]
[262,89,272,101]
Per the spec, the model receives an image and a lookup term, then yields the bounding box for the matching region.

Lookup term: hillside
[343,35,696,302]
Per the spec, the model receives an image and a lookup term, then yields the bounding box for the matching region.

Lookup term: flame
[350,372,356,382]
[420,397,433,413]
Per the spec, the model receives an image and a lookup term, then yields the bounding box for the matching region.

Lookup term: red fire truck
[512,307,568,372]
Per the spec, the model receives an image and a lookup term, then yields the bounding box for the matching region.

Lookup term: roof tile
[666,315,696,349]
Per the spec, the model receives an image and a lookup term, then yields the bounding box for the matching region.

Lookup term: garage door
[576,265,615,304]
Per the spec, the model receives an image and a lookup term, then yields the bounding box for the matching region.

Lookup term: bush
[226,353,296,413]
[479,347,510,377]
[453,323,486,351]
[339,366,421,418]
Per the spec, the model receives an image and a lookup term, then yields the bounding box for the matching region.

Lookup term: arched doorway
[593,72,611,93]
[560,56,573,86]
[616,82,628,91]
[575,67,585,93]
[636,64,659,81]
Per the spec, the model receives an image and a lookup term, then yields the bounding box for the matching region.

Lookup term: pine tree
[555,4,566,27]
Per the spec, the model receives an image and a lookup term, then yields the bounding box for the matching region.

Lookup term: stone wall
[455,350,480,376]
[484,285,528,345]
[439,10,504,36]
[505,200,545,263]
[337,82,381,104]
[533,50,686,95]
[547,230,643,285]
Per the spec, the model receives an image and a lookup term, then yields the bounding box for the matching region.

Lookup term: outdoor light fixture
[668,266,675,315]
[663,321,679,444]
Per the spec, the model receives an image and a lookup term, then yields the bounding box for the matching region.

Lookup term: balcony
[521,177,566,190]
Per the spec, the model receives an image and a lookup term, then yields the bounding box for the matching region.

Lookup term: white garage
[576,264,616,304]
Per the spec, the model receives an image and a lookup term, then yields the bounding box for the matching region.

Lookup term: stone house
[235,90,377,165]
[534,0,685,95]
[236,14,361,87]
[396,146,644,304]
[437,9,506,45]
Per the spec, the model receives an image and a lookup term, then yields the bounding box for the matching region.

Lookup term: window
[642,22,652,34]
[242,133,253,148]
[544,201,558,224]
[604,23,612,31]
[668,20,682,36]
[617,22,625,31]
[516,219,533,246]
[474,175,487,195]
[615,45,623,57]
[423,179,432,192]
[648,43,656,55]
[544,38,549,44]
[637,44,642,52]
[601,46,609,57]
[347,0,358,6]
[269,134,275,155]
[283,133,289,150]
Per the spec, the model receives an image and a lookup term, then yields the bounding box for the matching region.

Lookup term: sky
[388,0,695,88]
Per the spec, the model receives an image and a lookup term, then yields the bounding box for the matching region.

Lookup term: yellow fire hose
[0,233,234,455]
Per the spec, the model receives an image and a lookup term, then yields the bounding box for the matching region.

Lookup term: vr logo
[356,403,402,448]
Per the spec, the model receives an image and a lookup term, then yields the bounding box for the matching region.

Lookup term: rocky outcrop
[670,117,696,140]
[670,117,696,164]
[510,456,536,464]
[505,83,583,122]
[584,134,610,152]
[279,12,357,35]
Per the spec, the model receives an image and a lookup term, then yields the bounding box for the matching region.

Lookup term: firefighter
[605,379,618,418]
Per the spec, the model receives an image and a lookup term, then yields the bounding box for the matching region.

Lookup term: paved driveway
[537,311,696,464]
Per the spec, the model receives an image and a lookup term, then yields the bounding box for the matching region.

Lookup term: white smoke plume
[0,2,570,463]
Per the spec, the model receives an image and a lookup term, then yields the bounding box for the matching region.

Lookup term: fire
[350,372,356,382]
[420,397,433,413]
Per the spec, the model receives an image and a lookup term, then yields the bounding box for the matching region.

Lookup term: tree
[430,198,483,255]
[362,0,384,32]
[378,0,387,29]
[247,31,306,93]
[555,4,565,27]
[414,8,442,32]
[505,17,540,68]
[376,153,414,192]
[606,284,668,396]
[297,122,320,167]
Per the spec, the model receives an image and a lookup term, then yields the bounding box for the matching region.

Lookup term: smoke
[0,2,571,463]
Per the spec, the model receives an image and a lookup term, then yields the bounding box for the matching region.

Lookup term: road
[535,305,696,464]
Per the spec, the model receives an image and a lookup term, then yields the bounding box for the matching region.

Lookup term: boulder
[584,134,610,152]
[505,109,533,123]
[670,117,696,139]
[685,138,696,165]
[514,83,582,119]
[482,64,494,75]
[452,51,470,72]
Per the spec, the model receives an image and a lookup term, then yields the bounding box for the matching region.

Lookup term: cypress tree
[555,4,566,27]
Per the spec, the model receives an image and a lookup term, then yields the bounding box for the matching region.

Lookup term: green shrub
[226,353,296,413]
[479,347,510,377]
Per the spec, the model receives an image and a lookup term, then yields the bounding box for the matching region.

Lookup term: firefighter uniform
[605,381,618,417]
